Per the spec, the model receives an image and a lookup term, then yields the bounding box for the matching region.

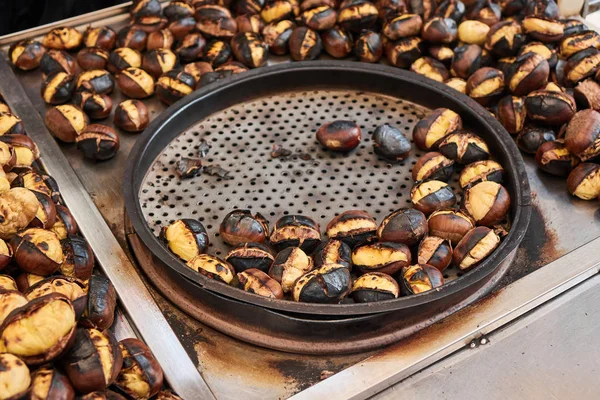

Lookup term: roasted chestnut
[195,5,238,38]
[164,1,195,20]
[133,15,168,33]
[177,33,208,63]
[15,273,44,292]
[160,218,209,261]
[0,275,17,291]
[564,109,600,161]
[412,152,454,182]
[28,190,56,229]
[525,0,559,19]
[147,29,175,50]
[337,1,378,32]
[564,48,600,87]
[316,120,361,152]
[384,36,424,68]
[77,47,110,70]
[263,20,295,55]
[10,227,63,275]
[427,209,475,245]
[186,254,236,283]
[382,14,422,40]
[410,180,456,215]
[0,142,15,173]
[117,67,155,99]
[73,91,113,120]
[466,67,505,106]
[215,61,249,74]
[261,0,299,24]
[51,204,78,240]
[413,108,462,151]
[421,17,457,44]
[417,236,452,272]
[30,366,76,400]
[59,235,94,281]
[45,104,89,143]
[400,264,444,295]
[312,239,352,269]
[42,27,83,50]
[156,69,195,105]
[410,56,448,82]
[352,241,410,275]
[484,21,525,58]
[289,27,322,61]
[354,30,383,63]
[298,6,336,31]
[374,0,407,20]
[438,131,490,164]
[516,125,556,154]
[434,0,465,21]
[115,338,163,399]
[40,71,74,105]
[76,69,114,94]
[0,188,38,239]
[225,242,274,273]
[371,123,411,161]
[459,159,504,189]
[83,26,117,50]
[453,226,500,270]
[519,41,557,69]
[25,276,87,318]
[9,39,45,71]
[292,263,351,303]
[40,49,75,76]
[562,19,589,38]
[130,0,162,18]
[167,16,195,39]
[231,32,269,68]
[457,20,489,45]
[450,44,485,80]
[270,215,321,252]
[0,112,24,135]
[428,45,454,66]
[107,48,142,74]
[76,124,120,161]
[535,140,577,177]
[268,247,313,292]
[0,293,76,364]
[465,0,501,26]
[238,268,284,298]
[114,99,149,132]
[505,52,549,96]
[0,353,31,399]
[220,209,269,245]
[83,274,117,331]
[202,39,232,67]
[115,26,147,51]
[497,95,526,134]
[236,14,264,33]
[351,272,399,303]
[183,61,213,83]
[567,162,600,200]
[325,210,376,248]
[377,208,427,247]
[525,89,576,126]
[522,17,564,43]
[142,49,178,78]
[574,79,600,111]
[560,30,600,59]
[0,290,26,324]
[0,135,39,171]
[236,0,266,15]
[463,181,510,226]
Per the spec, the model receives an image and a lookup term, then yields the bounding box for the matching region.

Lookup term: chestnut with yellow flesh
[289,27,322,61]
[0,353,31,399]
[115,100,149,133]
[147,29,174,50]
[497,95,526,134]
[354,31,383,63]
[183,61,213,83]
[52,205,78,240]
[567,163,600,200]
[457,20,489,45]
[116,338,163,400]
[410,57,448,82]
[161,219,208,262]
[401,264,444,295]
[292,263,351,303]
[0,291,27,325]
[438,131,490,164]
[410,180,456,215]
[0,293,76,364]
[312,239,351,269]
[299,6,337,31]
[75,123,120,160]
[468,74,504,98]
[0,276,17,291]
[269,247,313,293]
[237,268,284,299]
[226,242,274,273]
[263,20,295,56]
[43,27,83,50]
[41,72,74,105]
[508,53,549,96]
[352,242,410,275]
[30,366,75,400]
[76,69,114,94]
[417,236,452,272]
[15,273,44,292]
[108,48,142,73]
[186,254,235,284]
[427,209,475,246]
[560,31,600,59]
[270,215,321,252]
[25,276,87,317]
[45,104,88,143]
[464,181,511,226]
[0,112,23,135]
[142,49,178,78]
[326,210,376,247]
[535,141,577,177]
[383,14,422,40]
[522,17,564,42]
[156,71,195,105]
[118,68,155,99]
[337,2,378,32]
[201,40,231,67]
[421,17,457,44]
[60,235,94,281]
[84,26,116,50]
[30,191,56,229]
[564,48,600,87]
[385,37,424,68]
[0,143,15,171]
[352,272,399,303]
[9,40,45,71]
[10,228,63,276]
[0,188,38,239]
[412,108,462,151]
[0,136,36,168]
[453,226,500,270]
[485,21,524,57]
[564,109,600,161]
[459,160,504,189]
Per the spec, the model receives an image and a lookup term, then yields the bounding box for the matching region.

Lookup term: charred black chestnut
[164,1,195,21]
[377,208,427,247]
[485,21,525,57]
[535,140,577,177]
[115,338,163,400]
[564,109,600,161]
[464,181,511,226]
[202,39,232,67]
[114,99,149,133]
[156,69,195,105]
[525,89,576,126]
[177,33,208,63]
[410,180,456,215]
[413,108,462,151]
[130,0,162,18]
[450,44,485,80]
[51,204,78,240]
[59,235,94,281]
[195,5,238,38]
[464,0,501,26]
[505,52,549,96]
[290,26,322,61]
[225,242,274,273]
[40,49,76,76]
[422,17,457,44]
[292,263,351,303]
[73,91,113,120]
[236,0,266,14]
[516,125,556,154]
[270,215,321,252]
[354,30,383,63]
[412,152,454,182]
[325,210,377,248]
[268,247,313,292]
[384,36,424,68]
[567,162,600,200]
[82,274,117,331]
[400,264,444,295]
[434,0,465,21]
[428,45,454,66]
[312,239,352,269]
[459,159,504,189]
[337,1,378,32]
[316,120,361,152]
[9,39,45,71]
[40,71,74,105]
[438,131,490,164]
[351,272,399,303]
[220,209,269,246]
[236,14,264,33]
[231,32,269,68]
[76,69,114,94]
[142,48,178,78]
[263,20,295,55]
[564,47,600,87]
[161,218,209,262]
[372,123,411,161]
[497,95,526,134]
[453,226,500,270]
[76,124,120,161]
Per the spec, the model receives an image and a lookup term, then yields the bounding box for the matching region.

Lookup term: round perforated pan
[124,61,531,316]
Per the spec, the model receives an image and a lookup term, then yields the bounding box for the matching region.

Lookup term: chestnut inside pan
[124,61,531,317]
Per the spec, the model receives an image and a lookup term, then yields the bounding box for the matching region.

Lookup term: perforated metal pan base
[125,61,531,318]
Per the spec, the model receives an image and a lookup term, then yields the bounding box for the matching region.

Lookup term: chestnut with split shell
[186,254,236,284]
[220,209,269,246]
[312,239,352,269]
[453,226,500,270]
[352,272,399,303]
[238,268,284,298]
[161,218,209,262]
[225,242,274,273]
[463,181,511,227]
[378,208,428,247]
[400,264,444,295]
[292,263,351,303]
[270,215,321,252]
[352,241,411,275]
[326,210,376,248]
[269,247,313,293]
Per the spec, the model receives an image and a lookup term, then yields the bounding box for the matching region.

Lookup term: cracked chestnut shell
[484,21,525,58]
[400,264,444,295]
[60,234,94,281]
[29,190,56,229]
[525,89,576,126]
[0,275,17,291]
[0,188,38,239]
[9,39,45,71]
[337,1,378,32]
[438,131,490,164]
[421,17,457,44]
[412,152,454,182]
[235,0,266,15]
[263,20,295,55]
[298,6,336,31]
[52,204,78,240]
[76,69,114,94]
[215,61,249,74]
[0,353,31,399]
[459,160,504,189]
[238,268,284,298]
[564,47,600,87]
[156,69,195,105]
[560,31,600,59]
[117,67,155,99]
[427,209,475,245]
[453,226,500,270]
[132,15,167,33]
[564,109,600,161]
[261,0,299,24]
[466,67,505,106]
[73,91,113,120]
[0,142,16,173]
[177,33,208,63]
[434,0,465,21]
[45,104,89,143]
[321,27,353,58]
[43,27,83,50]
[268,247,313,292]
[417,236,452,272]
[374,0,407,20]
[195,5,238,39]
[316,120,361,152]
[40,50,75,76]
[202,39,231,67]
[114,100,149,133]
[107,48,142,74]
[465,0,500,26]
[160,218,208,262]
[30,366,75,400]
[464,181,510,226]
[82,275,117,332]
[457,20,489,45]
[385,36,424,68]
[164,1,194,21]
[410,56,448,82]
[522,16,564,43]
[220,209,269,246]
[183,61,213,83]
[351,272,399,303]
[505,52,549,96]
[352,241,411,275]
[25,276,87,318]
[312,239,352,269]
[292,263,351,303]
[115,26,147,51]
[326,210,376,248]
[535,140,577,177]
[225,242,274,273]
[382,14,422,40]
[354,30,383,63]
[61,328,123,393]
[147,29,174,51]
[186,254,236,283]
[413,108,462,152]
[270,215,321,252]
[372,123,411,161]
[15,273,44,292]
[519,41,557,69]
[0,135,39,172]
[83,26,117,50]
[516,125,556,154]
[428,45,453,66]
[0,290,26,325]
[40,71,75,105]
[410,180,456,215]
[10,228,63,275]
[450,44,485,80]
[130,0,162,18]
[231,32,269,68]
[289,27,322,61]
[234,15,262,35]
[142,49,178,79]
[0,293,76,364]
[563,19,589,38]
[77,47,110,71]
[378,208,427,247]
[567,162,600,200]
[497,95,526,134]
[115,338,163,399]
[0,112,24,135]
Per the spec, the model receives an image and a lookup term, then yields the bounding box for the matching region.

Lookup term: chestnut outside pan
[124,61,531,318]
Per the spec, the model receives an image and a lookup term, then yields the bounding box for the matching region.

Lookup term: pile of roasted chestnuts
[0,99,172,399]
